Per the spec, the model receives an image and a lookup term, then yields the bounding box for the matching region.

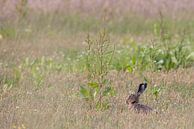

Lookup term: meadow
[1,0,194,129]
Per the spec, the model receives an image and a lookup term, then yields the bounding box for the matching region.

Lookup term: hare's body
[129,103,153,113]
[126,83,153,114]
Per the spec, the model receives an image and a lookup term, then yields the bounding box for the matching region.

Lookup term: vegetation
[79,30,116,110]
[0,0,194,129]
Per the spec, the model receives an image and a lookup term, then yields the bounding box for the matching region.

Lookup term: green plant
[119,13,194,72]
[0,67,22,93]
[31,66,44,88]
[117,37,193,72]
[23,57,46,88]
[80,30,116,110]
[152,85,161,100]
[151,13,192,70]
[148,38,193,71]
[0,26,16,39]
[111,38,151,72]
[111,47,131,71]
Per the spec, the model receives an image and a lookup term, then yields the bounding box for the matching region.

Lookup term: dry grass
[1,1,194,129]
[0,67,194,129]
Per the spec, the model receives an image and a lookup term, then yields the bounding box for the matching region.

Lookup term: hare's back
[133,103,152,113]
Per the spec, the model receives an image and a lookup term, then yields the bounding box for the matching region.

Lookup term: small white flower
[158,60,164,64]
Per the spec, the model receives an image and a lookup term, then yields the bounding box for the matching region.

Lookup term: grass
[1,5,194,129]
[1,70,194,129]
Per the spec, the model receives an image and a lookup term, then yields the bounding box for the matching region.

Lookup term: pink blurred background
[0,0,194,19]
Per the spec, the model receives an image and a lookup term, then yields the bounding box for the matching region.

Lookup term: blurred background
[1,0,194,19]
[1,0,194,62]
[1,0,194,36]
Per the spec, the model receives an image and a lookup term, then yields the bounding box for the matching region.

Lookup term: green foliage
[151,17,193,71]
[80,81,116,110]
[127,45,151,72]
[84,30,115,78]
[61,50,86,72]
[0,26,16,39]
[111,37,140,72]
[135,41,193,71]
[31,66,44,88]
[150,43,192,71]
[23,57,64,88]
[106,37,193,73]
[24,57,65,72]
[152,86,161,100]
[80,82,99,102]
[110,16,194,72]
[110,47,131,71]
[79,30,116,110]
[0,66,22,93]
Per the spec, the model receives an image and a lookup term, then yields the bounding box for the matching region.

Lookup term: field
[1,0,194,129]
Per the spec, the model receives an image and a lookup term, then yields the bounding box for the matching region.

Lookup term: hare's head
[126,94,139,105]
[126,83,154,113]
[126,83,147,105]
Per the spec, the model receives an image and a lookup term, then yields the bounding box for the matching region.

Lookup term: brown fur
[126,83,153,114]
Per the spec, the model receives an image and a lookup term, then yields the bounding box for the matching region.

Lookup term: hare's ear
[137,83,147,95]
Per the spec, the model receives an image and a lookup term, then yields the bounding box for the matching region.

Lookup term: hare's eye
[131,101,136,104]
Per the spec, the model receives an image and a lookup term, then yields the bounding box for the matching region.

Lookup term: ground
[0,0,194,129]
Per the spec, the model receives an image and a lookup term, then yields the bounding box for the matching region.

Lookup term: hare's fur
[126,83,153,113]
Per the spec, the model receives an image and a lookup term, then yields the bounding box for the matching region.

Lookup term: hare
[126,83,153,114]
